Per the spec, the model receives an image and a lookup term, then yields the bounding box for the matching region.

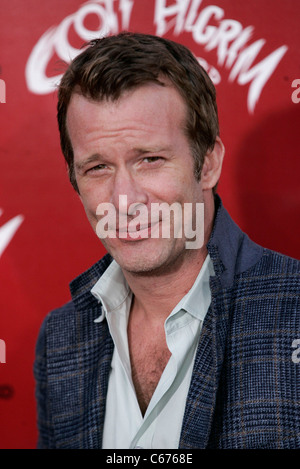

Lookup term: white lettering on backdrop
[25,0,288,113]
[0,210,24,258]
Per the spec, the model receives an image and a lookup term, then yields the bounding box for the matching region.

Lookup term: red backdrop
[0,0,299,449]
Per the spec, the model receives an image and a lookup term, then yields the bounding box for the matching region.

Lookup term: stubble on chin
[107,238,194,278]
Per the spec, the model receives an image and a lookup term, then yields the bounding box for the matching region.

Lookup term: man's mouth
[116,221,160,240]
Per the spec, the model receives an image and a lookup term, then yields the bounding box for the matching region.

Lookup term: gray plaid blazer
[34,196,300,448]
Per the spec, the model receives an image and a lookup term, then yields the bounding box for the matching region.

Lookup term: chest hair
[128,320,171,416]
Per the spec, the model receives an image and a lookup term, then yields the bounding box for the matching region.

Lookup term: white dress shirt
[91,255,214,449]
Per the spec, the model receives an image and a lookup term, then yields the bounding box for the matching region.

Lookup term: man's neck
[123,246,208,323]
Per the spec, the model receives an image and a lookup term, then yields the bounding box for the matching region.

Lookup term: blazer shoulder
[235,248,300,303]
[253,248,300,277]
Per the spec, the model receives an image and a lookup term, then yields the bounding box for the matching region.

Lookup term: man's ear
[201,137,225,190]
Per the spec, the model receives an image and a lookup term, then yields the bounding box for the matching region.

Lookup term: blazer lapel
[179,276,232,449]
[47,299,113,449]
[74,304,114,449]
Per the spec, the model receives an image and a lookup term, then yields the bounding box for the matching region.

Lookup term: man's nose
[111,168,148,216]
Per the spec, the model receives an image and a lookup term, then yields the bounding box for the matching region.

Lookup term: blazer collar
[208,195,264,289]
[69,252,113,314]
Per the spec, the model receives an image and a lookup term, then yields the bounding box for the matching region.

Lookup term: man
[34,32,300,449]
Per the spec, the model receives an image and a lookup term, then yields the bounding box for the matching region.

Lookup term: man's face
[66,82,207,275]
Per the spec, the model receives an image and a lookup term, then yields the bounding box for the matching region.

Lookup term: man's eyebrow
[133,146,172,154]
[75,154,101,171]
